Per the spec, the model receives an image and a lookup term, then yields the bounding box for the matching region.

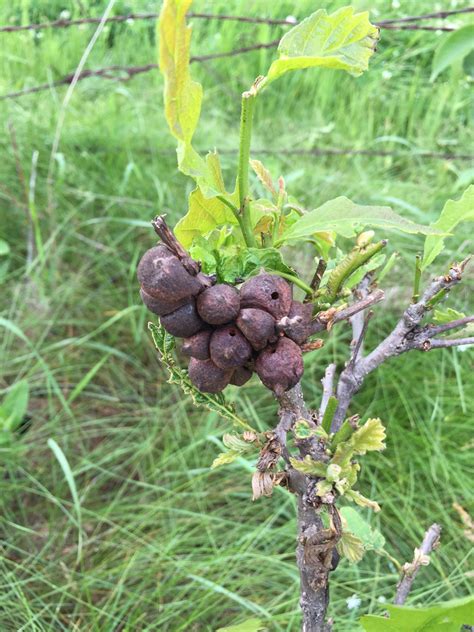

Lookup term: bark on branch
[394,523,442,605]
[331,261,472,431]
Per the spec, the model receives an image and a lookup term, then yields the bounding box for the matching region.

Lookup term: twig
[349,311,373,368]
[310,289,385,335]
[415,336,474,350]
[305,258,327,302]
[320,363,337,417]
[427,315,474,336]
[332,260,472,431]
[394,523,442,605]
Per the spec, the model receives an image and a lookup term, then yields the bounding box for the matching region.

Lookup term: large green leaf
[360,596,474,631]
[266,7,379,85]
[175,186,238,247]
[422,185,474,269]
[276,197,442,245]
[158,0,233,198]
[159,0,201,144]
[431,25,474,82]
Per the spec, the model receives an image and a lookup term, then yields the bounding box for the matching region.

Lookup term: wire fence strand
[0,6,472,34]
[1,5,473,166]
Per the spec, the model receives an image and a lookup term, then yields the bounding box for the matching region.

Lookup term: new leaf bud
[188,358,232,393]
[209,325,253,370]
[240,273,292,319]
[197,284,240,325]
[255,337,303,395]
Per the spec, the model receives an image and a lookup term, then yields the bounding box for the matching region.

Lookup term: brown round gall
[181,330,211,361]
[209,325,253,370]
[240,273,292,319]
[236,307,277,351]
[137,245,203,301]
[197,284,240,325]
[255,337,304,395]
[160,300,205,338]
[140,286,190,316]
[230,366,253,387]
[188,358,232,393]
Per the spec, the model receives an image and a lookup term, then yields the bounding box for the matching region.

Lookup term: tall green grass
[0,0,472,630]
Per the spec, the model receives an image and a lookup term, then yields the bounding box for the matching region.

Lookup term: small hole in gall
[229,330,236,337]
[271,292,279,300]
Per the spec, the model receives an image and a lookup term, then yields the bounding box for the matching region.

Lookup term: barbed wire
[0,6,472,34]
[1,7,472,104]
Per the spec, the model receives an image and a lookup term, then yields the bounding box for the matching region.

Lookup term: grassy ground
[0,0,473,630]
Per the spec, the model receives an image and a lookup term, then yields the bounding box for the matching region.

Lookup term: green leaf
[433,307,466,324]
[337,531,365,563]
[277,197,441,245]
[211,450,240,469]
[340,507,385,551]
[431,25,474,82]
[350,418,386,455]
[345,253,386,289]
[422,185,474,269]
[217,618,265,632]
[0,380,29,432]
[0,239,10,256]
[148,322,255,432]
[360,596,474,631]
[159,0,200,143]
[175,186,238,247]
[290,455,327,477]
[266,7,379,85]
[159,1,234,198]
[346,489,381,513]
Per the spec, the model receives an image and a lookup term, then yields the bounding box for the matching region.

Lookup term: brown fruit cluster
[138,245,313,396]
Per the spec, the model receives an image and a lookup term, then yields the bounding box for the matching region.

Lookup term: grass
[0,0,473,630]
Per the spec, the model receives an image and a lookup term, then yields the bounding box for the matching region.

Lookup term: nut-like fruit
[140,286,190,316]
[279,300,313,345]
[255,337,303,395]
[236,308,277,351]
[181,330,211,360]
[197,284,240,325]
[160,300,205,338]
[137,245,202,301]
[209,325,253,370]
[188,358,232,393]
[240,273,292,319]
[230,366,253,386]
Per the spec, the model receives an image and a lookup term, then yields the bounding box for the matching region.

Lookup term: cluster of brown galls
[138,244,314,396]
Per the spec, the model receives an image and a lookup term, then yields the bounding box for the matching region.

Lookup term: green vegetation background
[0,0,472,630]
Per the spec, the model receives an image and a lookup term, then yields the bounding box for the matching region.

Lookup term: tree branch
[332,261,471,431]
[309,289,385,335]
[320,363,337,417]
[394,523,442,605]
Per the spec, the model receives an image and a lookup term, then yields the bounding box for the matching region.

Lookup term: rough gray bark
[297,496,332,632]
